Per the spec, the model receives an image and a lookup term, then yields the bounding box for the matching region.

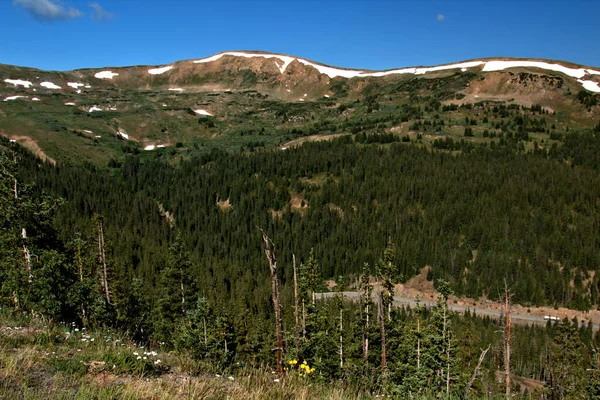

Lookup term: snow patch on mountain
[4,79,33,88]
[296,59,365,78]
[31,97,40,101]
[144,145,156,151]
[194,52,294,74]
[482,60,600,79]
[168,88,183,91]
[67,82,85,89]
[148,66,173,75]
[191,52,600,92]
[40,82,61,89]
[95,71,119,79]
[89,106,102,112]
[577,80,600,93]
[117,131,129,140]
[194,109,213,116]
[4,95,28,101]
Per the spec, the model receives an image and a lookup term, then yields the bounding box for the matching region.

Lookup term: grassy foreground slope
[0,312,360,400]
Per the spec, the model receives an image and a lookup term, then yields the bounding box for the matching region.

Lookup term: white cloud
[89,2,114,20]
[437,14,446,22]
[13,0,82,21]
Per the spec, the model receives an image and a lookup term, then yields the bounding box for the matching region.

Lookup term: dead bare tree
[359,265,372,365]
[465,345,491,397]
[74,234,86,324]
[504,279,512,399]
[21,228,32,283]
[259,228,284,377]
[379,291,387,373]
[415,294,423,370]
[96,217,112,305]
[293,254,299,357]
[8,167,32,284]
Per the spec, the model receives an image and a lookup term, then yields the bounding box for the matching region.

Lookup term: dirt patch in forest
[1,134,55,165]
[290,193,308,214]
[280,133,347,149]
[216,197,232,211]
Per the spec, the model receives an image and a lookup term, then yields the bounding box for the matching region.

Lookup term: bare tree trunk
[446,336,451,399]
[442,295,450,399]
[379,292,386,373]
[75,240,86,324]
[339,298,344,368]
[97,219,111,304]
[21,228,32,283]
[302,299,306,339]
[365,303,369,365]
[260,229,284,377]
[293,254,299,357]
[417,317,421,369]
[180,274,185,314]
[504,280,512,399]
[465,345,490,397]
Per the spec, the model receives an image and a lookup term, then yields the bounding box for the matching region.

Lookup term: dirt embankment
[1,132,56,165]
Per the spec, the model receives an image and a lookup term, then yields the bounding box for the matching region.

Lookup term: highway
[317,292,599,331]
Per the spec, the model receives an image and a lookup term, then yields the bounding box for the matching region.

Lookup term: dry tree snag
[293,254,300,357]
[97,217,112,305]
[465,345,491,397]
[260,228,284,377]
[504,279,512,399]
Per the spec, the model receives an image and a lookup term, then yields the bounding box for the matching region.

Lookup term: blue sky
[1,0,599,71]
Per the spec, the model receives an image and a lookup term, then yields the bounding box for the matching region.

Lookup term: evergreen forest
[2,126,600,398]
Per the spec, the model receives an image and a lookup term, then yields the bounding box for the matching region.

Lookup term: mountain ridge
[1,49,599,165]
[3,50,600,75]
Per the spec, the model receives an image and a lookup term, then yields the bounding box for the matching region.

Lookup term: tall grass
[0,312,368,399]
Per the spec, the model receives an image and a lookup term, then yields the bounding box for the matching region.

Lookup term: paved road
[317,292,599,331]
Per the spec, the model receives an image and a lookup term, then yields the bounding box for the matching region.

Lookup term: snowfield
[67,82,85,89]
[192,52,600,92]
[144,145,156,151]
[482,60,600,79]
[168,88,183,91]
[4,96,27,101]
[194,51,295,74]
[4,79,33,88]
[95,71,119,79]
[578,80,600,93]
[194,109,213,116]
[65,102,76,106]
[148,66,173,75]
[88,106,102,112]
[40,82,61,89]
[31,97,40,101]
[117,131,129,140]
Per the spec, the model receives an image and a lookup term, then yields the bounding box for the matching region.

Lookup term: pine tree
[549,319,585,399]
[155,233,196,344]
